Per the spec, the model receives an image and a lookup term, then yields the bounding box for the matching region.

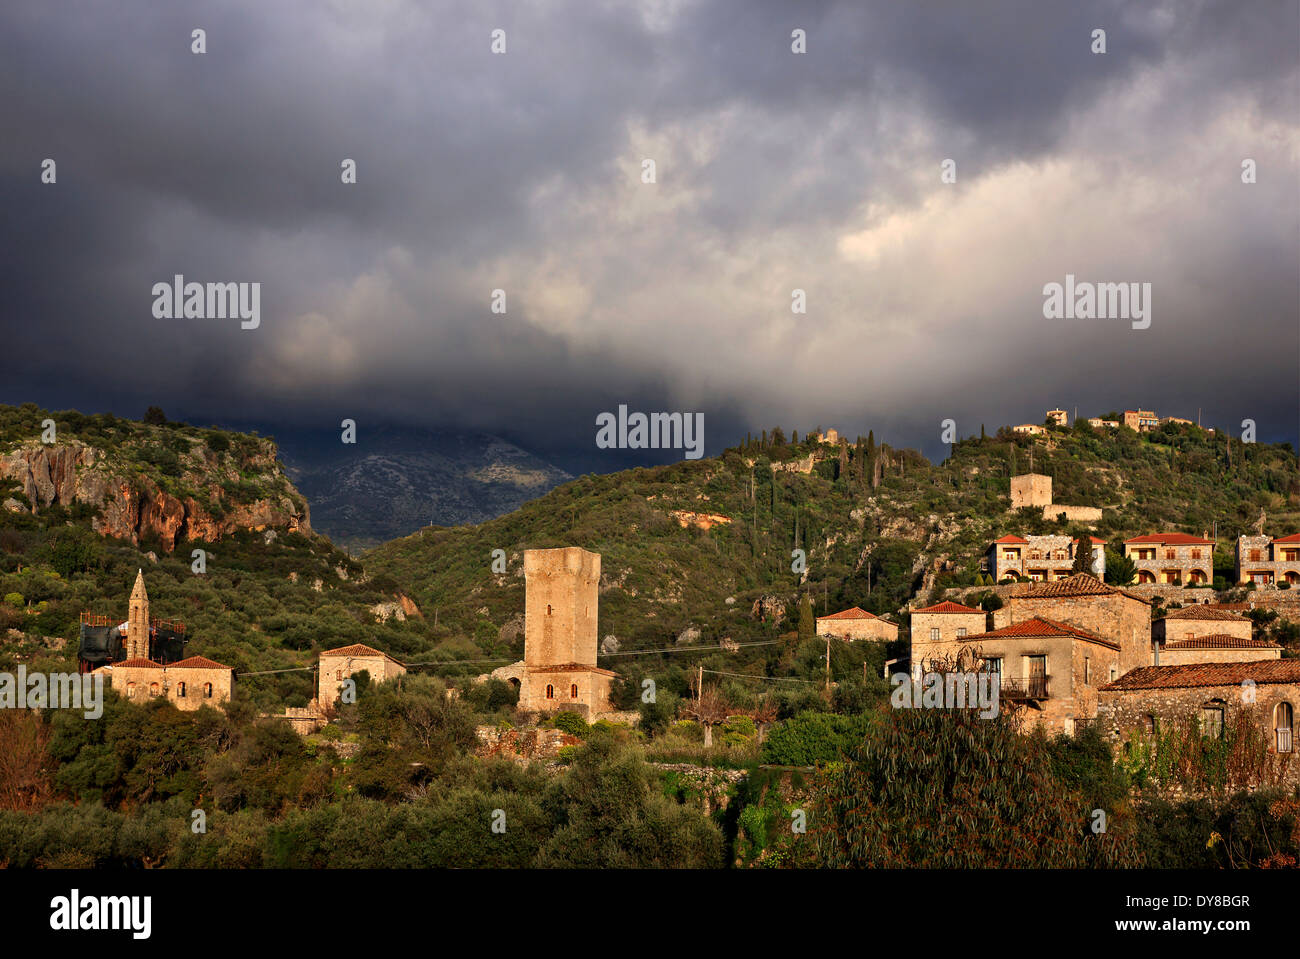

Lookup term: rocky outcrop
[751,595,787,624]
[670,510,732,531]
[0,441,310,553]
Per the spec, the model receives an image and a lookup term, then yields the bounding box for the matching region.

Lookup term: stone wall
[1096,684,1299,789]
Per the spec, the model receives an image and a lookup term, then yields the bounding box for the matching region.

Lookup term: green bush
[761,712,874,765]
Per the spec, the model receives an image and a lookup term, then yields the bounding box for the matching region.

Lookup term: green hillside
[365,420,1300,674]
[0,404,443,711]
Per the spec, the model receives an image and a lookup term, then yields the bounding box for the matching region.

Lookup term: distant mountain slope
[276,427,571,553]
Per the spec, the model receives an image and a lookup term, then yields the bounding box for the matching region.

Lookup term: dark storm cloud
[0,0,1295,470]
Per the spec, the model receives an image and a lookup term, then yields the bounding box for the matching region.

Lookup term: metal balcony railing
[999,675,1049,700]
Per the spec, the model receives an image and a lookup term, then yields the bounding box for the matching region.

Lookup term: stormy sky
[1,0,1297,472]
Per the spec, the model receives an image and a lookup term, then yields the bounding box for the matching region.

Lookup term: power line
[703,668,818,685]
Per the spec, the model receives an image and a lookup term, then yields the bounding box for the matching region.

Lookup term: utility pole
[825,634,831,692]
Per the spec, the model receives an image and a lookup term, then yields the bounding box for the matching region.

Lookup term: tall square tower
[524,547,600,667]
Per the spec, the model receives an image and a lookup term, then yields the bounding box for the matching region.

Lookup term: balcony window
[956,627,967,639]
[1276,703,1294,754]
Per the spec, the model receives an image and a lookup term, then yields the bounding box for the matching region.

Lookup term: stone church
[489,547,618,717]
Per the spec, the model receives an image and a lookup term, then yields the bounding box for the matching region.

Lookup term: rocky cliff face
[1,440,310,552]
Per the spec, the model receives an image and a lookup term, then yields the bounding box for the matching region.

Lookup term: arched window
[1143,714,1157,736]
[547,604,552,615]
[127,682,136,696]
[545,684,554,699]
[570,684,578,698]
[1275,702,1294,753]
[204,683,213,698]
[149,682,160,696]
[177,681,186,698]
[336,670,342,681]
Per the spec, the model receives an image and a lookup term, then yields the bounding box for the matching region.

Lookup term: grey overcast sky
[1,0,1297,471]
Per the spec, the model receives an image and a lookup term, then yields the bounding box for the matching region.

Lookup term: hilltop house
[1122,409,1158,432]
[987,535,1104,582]
[1123,533,1215,585]
[318,643,407,707]
[815,606,898,643]
[1235,533,1300,586]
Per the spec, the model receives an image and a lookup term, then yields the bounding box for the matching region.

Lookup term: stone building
[1012,423,1046,436]
[1006,473,1102,523]
[987,535,1104,582]
[1122,409,1158,432]
[1235,533,1300,586]
[1158,636,1282,666]
[1009,473,1052,509]
[489,547,618,717]
[96,655,234,711]
[909,600,987,677]
[1087,418,1119,429]
[815,606,898,643]
[996,573,1152,674]
[1154,605,1252,644]
[1123,533,1215,585]
[1046,409,1068,426]
[962,616,1121,735]
[318,643,407,708]
[1097,660,1299,767]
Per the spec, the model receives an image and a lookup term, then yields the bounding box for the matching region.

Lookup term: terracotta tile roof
[991,535,1028,544]
[1162,635,1280,650]
[1272,533,1300,543]
[912,600,983,614]
[1124,533,1215,545]
[1208,603,1252,611]
[319,643,404,665]
[168,655,231,670]
[817,606,881,621]
[968,616,1118,649]
[1163,605,1248,622]
[1102,660,1300,691]
[1012,573,1149,603]
[115,658,163,669]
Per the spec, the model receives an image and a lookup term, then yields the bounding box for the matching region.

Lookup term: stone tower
[524,547,600,667]
[126,569,150,661]
[1010,473,1052,510]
